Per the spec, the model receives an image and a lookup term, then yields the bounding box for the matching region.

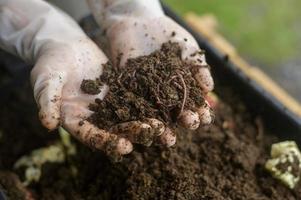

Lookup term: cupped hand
[31,38,134,156]
[104,16,214,145]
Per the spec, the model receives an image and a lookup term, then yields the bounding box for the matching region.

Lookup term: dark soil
[0,33,301,199]
[0,172,33,200]
[80,79,102,95]
[83,42,205,129]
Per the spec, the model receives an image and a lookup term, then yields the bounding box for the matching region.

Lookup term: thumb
[31,51,68,130]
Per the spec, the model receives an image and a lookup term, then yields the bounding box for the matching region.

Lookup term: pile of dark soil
[82,42,205,129]
[1,61,300,199]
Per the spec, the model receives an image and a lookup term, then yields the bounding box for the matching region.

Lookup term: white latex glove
[88,0,214,144]
[0,0,134,155]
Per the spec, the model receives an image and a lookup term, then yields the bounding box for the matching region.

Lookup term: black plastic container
[0,191,7,200]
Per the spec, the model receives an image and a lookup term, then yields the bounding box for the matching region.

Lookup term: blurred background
[163,0,301,102]
[48,0,301,102]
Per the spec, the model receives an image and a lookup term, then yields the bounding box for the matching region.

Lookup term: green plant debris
[59,126,76,155]
[14,127,76,186]
[265,141,301,189]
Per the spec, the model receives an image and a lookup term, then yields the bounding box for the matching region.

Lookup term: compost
[81,42,205,129]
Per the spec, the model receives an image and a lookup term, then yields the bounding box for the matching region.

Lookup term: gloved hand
[88,0,214,143]
[0,0,135,155]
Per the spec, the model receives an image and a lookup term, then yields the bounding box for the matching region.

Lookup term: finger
[158,128,176,147]
[206,92,220,109]
[110,119,165,146]
[197,102,213,125]
[143,118,165,136]
[193,66,214,93]
[66,119,133,155]
[31,64,67,130]
[171,29,214,93]
[61,101,133,155]
[110,121,155,147]
[177,110,200,130]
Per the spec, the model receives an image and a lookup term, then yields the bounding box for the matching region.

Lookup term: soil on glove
[81,42,206,129]
[1,40,301,199]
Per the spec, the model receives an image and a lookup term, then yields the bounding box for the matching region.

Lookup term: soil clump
[82,42,206,129]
